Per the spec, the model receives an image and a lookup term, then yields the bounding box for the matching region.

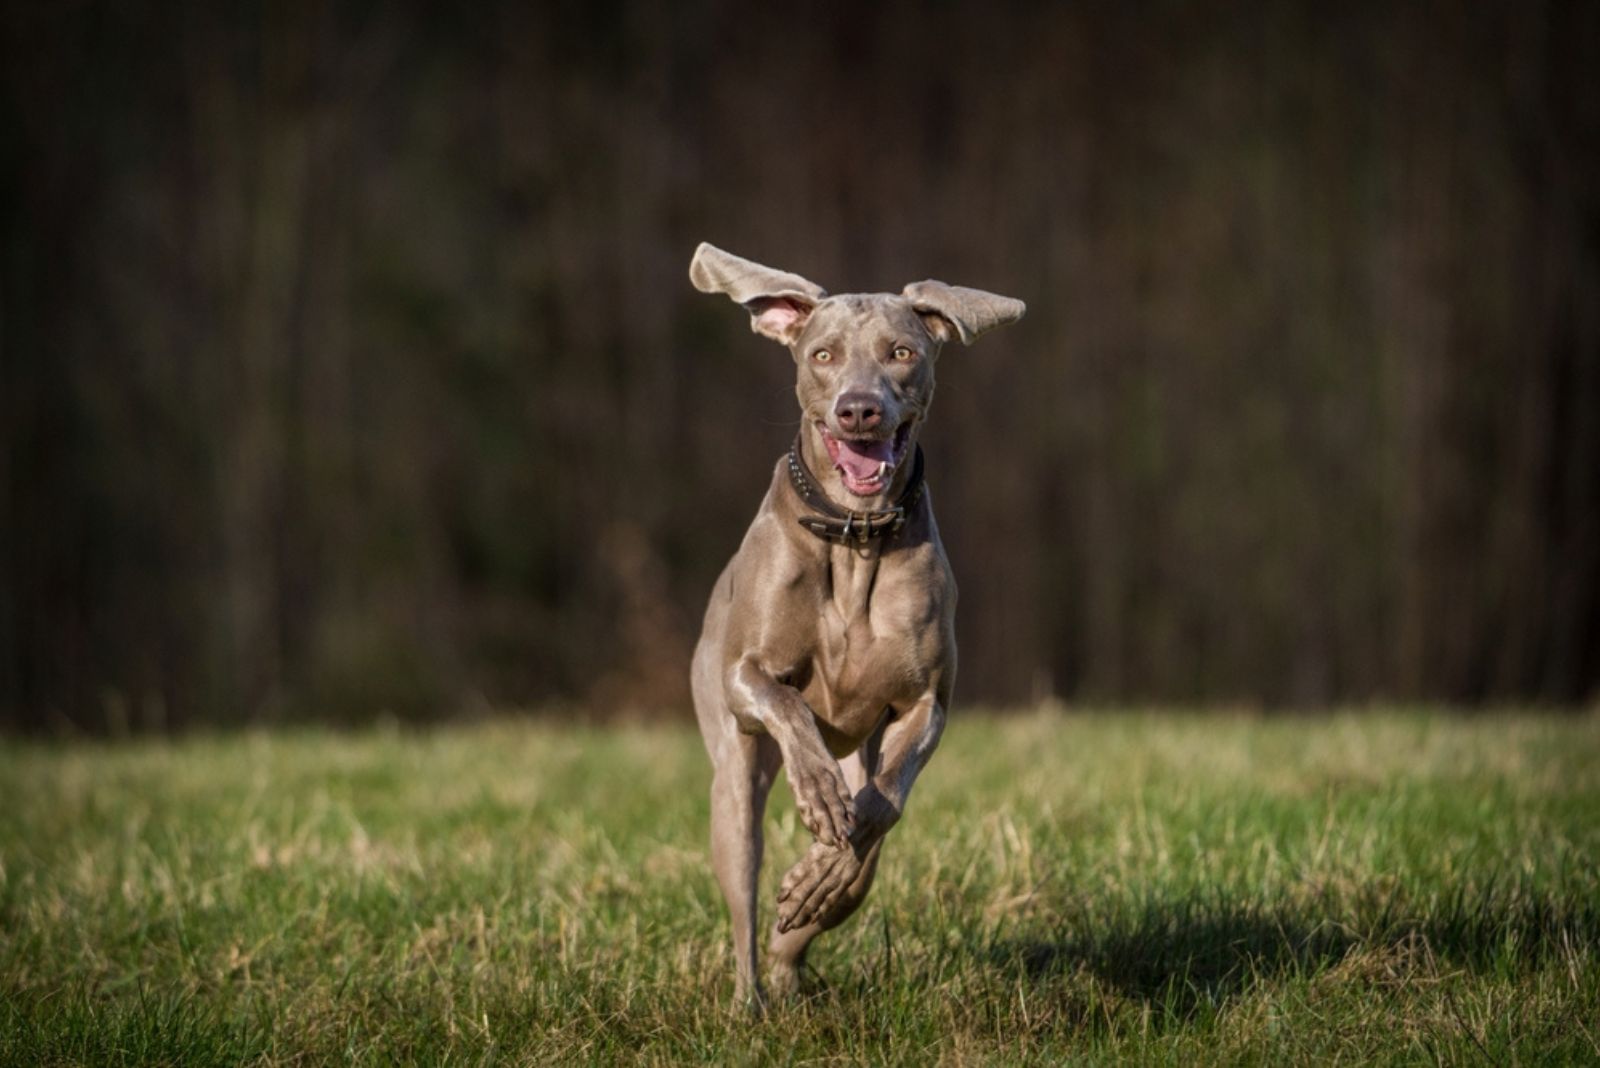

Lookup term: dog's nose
[834,392,883,433]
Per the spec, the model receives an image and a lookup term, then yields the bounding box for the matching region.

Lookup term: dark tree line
[2,1,1597,730]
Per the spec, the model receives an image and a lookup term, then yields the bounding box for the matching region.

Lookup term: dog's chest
[800,546,945,748]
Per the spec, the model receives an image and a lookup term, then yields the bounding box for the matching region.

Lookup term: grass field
[2,709,1598,1065]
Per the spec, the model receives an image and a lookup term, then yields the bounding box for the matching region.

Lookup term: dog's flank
[687,242,1024,1009]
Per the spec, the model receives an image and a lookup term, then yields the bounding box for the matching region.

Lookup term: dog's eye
[892,346,915,362]
[812,350,833,363]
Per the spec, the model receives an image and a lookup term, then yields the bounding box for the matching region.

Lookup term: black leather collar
[785,434,925,544]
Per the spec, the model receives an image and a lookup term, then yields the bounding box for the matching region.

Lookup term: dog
[687,242,1025,1007]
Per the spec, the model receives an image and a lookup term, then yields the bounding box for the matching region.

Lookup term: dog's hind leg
[707,727,781,1009]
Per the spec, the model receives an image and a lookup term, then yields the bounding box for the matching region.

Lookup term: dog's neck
[786,428,925,546]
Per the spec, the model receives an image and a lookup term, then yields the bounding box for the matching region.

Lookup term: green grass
[2,709,1598,1065]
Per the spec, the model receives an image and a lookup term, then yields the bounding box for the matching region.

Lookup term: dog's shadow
[980,882,1598,1015]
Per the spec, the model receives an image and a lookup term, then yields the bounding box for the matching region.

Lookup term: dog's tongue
[830,436,894,481]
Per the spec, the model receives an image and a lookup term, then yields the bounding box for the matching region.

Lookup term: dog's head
[690,242,1025,499]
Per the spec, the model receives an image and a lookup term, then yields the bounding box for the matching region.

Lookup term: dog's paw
[736,982,769,1018]
[767,959,826,1002]
[775,840,864,932]
[787,753,855,848]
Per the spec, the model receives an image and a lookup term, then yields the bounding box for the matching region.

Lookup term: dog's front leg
[728,656,855,848]
[775,691,946,932]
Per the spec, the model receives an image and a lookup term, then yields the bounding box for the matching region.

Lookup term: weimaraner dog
[688,242,1025,1007]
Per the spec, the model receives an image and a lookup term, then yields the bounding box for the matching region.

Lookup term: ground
[2,708,1598,1065]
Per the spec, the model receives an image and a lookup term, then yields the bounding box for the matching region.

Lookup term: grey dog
[687,242,1025,1007]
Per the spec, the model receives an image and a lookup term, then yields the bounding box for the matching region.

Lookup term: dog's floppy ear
[901,280,1026,345]
[690,242,828,344]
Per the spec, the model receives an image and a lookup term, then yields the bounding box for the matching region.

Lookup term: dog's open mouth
[818,421,913,497]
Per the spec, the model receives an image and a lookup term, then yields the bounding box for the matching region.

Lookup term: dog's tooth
[877,460,887,477]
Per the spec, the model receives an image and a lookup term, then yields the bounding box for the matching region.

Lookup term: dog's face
[689,243,1025,499]
[789,295,942,497]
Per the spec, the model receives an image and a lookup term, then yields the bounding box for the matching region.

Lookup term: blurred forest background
[2,1,1598,731]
